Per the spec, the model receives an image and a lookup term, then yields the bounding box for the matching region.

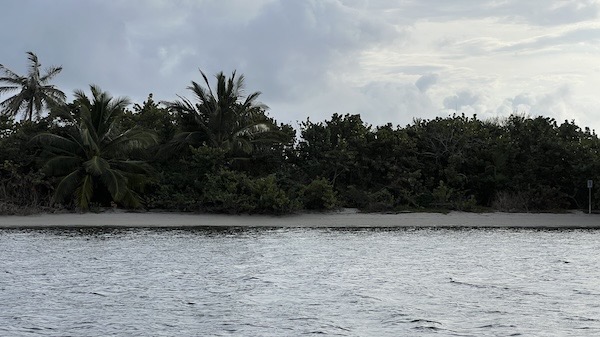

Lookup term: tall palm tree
[32,85,158,210]
[0,52,66,121]
[164,70,272,154]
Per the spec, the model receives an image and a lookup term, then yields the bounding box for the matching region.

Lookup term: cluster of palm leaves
[32,85,157,210]
[0,52,65,121]
[1,52,275,210]
[164,70,273,155]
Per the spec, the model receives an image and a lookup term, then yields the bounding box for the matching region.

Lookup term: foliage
[293,112,600,213]
[163,70,274,157]
[145,146,227,211]
[301,178,338,211]
[201,170,298,214]
[0,160,53,214]
[121,93,177,146]
[1,61,599,214]
[0,52,66,121]
[32,85,157,210]
[0,118,56,213]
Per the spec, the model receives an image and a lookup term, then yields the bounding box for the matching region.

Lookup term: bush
[302,178,337,210]
[492,187,570,212]
[526,185,570,211]
[201,170,298,214]
[0,160,52,213]
[251,175,299,214]
[492,191,528,212]
[364,188,395,212]
[339,185,369,209]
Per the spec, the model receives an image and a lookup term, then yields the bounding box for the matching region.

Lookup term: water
[1,227,599,336]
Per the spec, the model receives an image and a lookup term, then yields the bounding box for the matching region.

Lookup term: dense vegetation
[2,53,600,214]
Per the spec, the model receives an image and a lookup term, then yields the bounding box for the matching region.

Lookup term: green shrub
[340,185,369,209]
[251,175,299,214]
[302,178,337,210]
[364,188,395,212]
[201,170,297,214]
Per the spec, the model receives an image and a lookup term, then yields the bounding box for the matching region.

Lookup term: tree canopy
[164,70,273,156]
[1,55,599,214]
[0,52,66,121]
[32,85,157,210]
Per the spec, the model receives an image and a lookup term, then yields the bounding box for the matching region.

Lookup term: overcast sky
[2,0,600,130]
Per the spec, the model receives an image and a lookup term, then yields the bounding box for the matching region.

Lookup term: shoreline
[0,209,599,229]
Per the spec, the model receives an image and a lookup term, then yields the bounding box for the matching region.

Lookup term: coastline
[0,209,599,228]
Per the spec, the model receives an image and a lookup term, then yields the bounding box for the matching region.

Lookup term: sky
[2,0,600,130]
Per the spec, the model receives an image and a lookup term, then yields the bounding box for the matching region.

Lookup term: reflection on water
[1,227,600,336]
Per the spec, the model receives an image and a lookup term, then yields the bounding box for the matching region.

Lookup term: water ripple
[1,227,600,336]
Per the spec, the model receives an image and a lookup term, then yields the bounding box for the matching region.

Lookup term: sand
[0,209,599,228]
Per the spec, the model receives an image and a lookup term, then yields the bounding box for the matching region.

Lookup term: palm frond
[118,188,143,209]
[0,92,26,116]
[111,160,152,175]
[41,85,67,103]
[74,174,94,210]
[108,96,131,113]
[26,51,39,68]
[40,66,63,83]
[31,132,77,151]
[80,127,99,154]
[0,64,26,82]
[101,168,127,200]
[73,88,91,106]
[164,96,197,114]
[242,92,267,111]
[102,128,157,156]
[51,169,82,205]
[200,70,214,98]
[189,80,212,107]
[0,86,17,96]
[43,155,82,176]
[233,123,272,139]
[83,156,110,175]
[48,101,76,122]
[155,131,204,159]
[0,76,25,85]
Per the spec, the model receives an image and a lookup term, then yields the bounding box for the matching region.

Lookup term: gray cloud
[443,91,482,111]
[497,27,600,53]
[358,81,437,126]
[496,86,576,122]
[415,74,439,92]
[379,0,600,26]
[1,0,599,130]
[499,0,600,26]
[233,1,400,102]
[386,65,446,76]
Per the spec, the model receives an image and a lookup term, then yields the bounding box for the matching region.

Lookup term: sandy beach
[0,209,599,228]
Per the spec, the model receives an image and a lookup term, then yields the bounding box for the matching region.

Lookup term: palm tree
[164,70,272,155]
[32,85,158,210]
[0,52,66,121]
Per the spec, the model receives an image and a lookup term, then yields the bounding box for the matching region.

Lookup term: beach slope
[0,210,599,228]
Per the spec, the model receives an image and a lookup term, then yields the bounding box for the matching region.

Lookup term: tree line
[1,52,600,214]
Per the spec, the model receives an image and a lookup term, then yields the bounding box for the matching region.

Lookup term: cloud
[2,0,600,132]
[381,0,600,26]
[357,81,437,126]
[494,86,594,128]
[231,1,400,101]
[497,27,600,53]
[443,90,482,111]
[499,0,600,26]
[415,73,439,92]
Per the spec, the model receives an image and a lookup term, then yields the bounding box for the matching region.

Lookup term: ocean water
[1,227,599,336]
